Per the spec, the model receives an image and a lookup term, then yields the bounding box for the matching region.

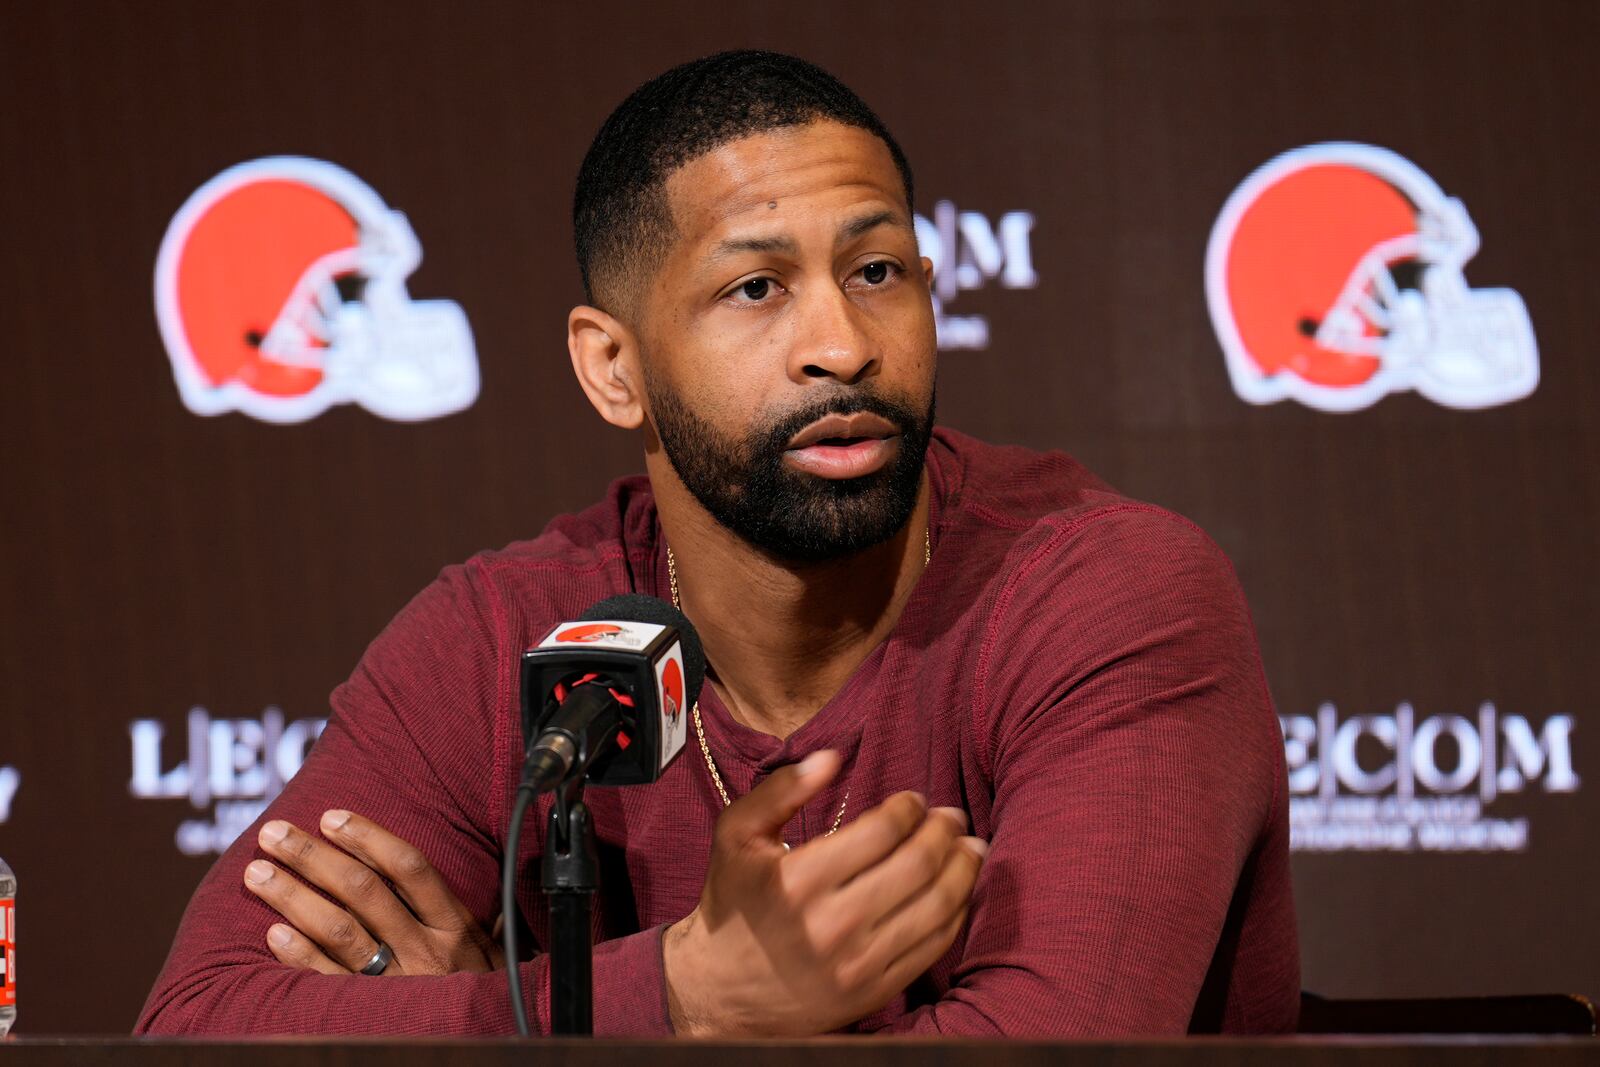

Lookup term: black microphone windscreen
[581,594,706,705]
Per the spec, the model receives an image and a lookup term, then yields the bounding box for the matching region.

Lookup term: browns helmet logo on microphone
[1206,143,1538,412]
[659,658,684,728]
[544,621,652,651]
[554,624,626,644]
[155,156,480,424]
[656,654,688,761]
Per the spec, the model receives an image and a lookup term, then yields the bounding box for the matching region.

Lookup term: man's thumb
[717,749,840,847]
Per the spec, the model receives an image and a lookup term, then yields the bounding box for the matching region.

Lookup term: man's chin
[750,488,916,562]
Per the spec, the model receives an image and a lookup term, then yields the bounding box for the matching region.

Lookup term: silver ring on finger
[359,940,394,976]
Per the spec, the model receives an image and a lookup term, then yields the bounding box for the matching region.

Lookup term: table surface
[4,1036,1598,1066]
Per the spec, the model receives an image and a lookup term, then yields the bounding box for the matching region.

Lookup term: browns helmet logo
[154,156,479,424]
[554,623,626,644]
[1206,143,1537,412]
[660,657,685,730]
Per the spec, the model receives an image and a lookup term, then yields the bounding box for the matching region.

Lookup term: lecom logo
[155,156,479,424]
[1206,143,1537,412]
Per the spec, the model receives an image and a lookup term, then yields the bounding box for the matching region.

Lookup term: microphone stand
[542,774,597,1034]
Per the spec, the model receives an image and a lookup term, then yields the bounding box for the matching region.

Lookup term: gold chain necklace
[667,527,931,844]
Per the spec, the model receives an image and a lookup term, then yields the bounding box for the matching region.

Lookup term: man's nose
[788,282,880,386]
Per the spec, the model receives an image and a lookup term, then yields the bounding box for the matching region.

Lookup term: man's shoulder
[931,426,1214,571]
[438,472,659,633]
[938,432,1271,784]
[477,472,654,568]
[932,426,1133,527]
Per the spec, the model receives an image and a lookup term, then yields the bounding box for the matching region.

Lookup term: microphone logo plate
[541,620,665,651]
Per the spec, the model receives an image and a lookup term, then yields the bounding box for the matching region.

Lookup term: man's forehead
[662,122,910,248]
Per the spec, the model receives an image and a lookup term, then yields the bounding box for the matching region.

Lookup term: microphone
[518,594,707,792]
[505,594,707,1036]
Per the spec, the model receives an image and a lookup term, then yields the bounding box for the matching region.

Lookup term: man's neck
[655,471,931,742]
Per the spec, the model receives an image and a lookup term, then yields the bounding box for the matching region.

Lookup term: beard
[645,375,935,562]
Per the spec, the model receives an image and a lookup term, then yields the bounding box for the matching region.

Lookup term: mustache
[755,390,923,453]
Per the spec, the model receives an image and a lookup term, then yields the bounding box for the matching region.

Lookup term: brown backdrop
[0,0,1593,1034]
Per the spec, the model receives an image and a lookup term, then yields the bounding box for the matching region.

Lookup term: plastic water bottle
[0,856,13,1036]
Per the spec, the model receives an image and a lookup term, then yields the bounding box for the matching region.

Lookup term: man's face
[636,120,938,561]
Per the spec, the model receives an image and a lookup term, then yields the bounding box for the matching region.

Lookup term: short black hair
[573,50,915,318]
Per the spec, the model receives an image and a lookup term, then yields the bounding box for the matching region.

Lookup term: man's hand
[663,750,988,1037]
[243,809,505,976]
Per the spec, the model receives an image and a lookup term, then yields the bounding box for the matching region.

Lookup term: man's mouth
[782,411,901,479]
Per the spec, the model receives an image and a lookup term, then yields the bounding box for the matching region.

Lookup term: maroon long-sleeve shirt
[136,427,1299,1036]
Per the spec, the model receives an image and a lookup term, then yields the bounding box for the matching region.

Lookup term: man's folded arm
[134,560,676,1036]
[136,912,671,1035]
[871,508,1299,1036]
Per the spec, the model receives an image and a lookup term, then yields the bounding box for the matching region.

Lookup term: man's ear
[920,255,935,291]
[568,304,645,430]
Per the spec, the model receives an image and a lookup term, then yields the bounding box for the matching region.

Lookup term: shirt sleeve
[870,506,1299,1035]
[133,559,675,1036]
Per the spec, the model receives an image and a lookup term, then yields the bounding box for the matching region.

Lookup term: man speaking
[137,50,1299,1036]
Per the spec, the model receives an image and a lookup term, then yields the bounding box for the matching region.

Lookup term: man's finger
[265,922,348,975]
[826,805,965,922]
[782,791,929,898]
[715,749,840,851]
[858,836,985,964]
[319,809,472,932]
[875,901,971,1004]
[243,859,386,974]
[257,819,423,948]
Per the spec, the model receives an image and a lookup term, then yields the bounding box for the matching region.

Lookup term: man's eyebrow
[703,209,910,265]
[836,209,904,246]
[707,233,799,262]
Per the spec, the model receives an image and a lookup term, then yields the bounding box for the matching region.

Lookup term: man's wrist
[663,911,718,1038]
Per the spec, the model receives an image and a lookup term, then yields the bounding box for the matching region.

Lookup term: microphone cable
[503,782,538,1037]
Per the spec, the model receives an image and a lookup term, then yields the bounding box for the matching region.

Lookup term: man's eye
[855,261,900,287]
[738,278,771,301]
